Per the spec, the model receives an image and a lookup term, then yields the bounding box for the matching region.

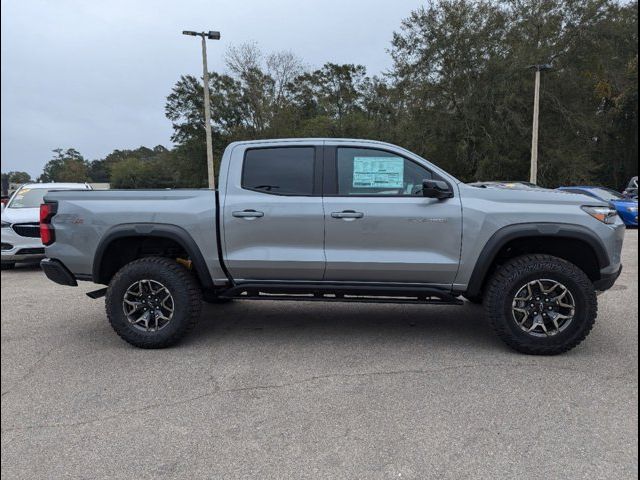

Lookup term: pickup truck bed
[43,189,225,287]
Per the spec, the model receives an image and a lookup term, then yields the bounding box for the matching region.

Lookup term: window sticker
[352,157,404,188]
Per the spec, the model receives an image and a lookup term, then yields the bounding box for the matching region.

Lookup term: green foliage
[2,171,32,184]
[109,157,151,188]
[391,0,638,187]
[108,147,179,189]
[38,148,89,183]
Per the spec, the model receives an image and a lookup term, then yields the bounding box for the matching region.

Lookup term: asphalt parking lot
[1,230,637,480]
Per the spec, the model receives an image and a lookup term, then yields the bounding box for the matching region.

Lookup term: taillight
[40,202,57,246]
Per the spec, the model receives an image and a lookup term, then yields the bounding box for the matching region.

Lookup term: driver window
[336,147,432,196]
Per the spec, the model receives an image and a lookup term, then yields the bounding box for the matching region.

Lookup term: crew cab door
[322,145,462,285]
[221,144,325,281]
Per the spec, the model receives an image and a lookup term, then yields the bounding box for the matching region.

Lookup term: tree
[57,160,89,182]
[39,148,89,183]
[87,159,110,183]
[389,0,638,187]
[109,157,149,189]
[290,63,370,136]
[108,147,181,189]
[2,171,32,184]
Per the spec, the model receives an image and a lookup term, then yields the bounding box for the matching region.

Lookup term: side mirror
[422,179,454,200]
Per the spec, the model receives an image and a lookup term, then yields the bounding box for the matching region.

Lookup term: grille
[16,248,45,255]
[12,223,41,238]
[1,242,12,251]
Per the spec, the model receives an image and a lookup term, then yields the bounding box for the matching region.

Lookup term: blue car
[558,186,638,227]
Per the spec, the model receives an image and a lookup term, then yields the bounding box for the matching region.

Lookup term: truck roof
[17,183,91,190]
[227,138,400,147]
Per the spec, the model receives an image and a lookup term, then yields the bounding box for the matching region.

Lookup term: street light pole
[183,30,221,189]
[528,63,552,185]
[200,35,215,190]
[530,68,541,185]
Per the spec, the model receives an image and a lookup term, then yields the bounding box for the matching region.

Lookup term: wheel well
[477,236,601,295]
[96,236,197,285]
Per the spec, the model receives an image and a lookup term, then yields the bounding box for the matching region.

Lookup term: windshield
[588,187,625,201]
[7,188,50,208]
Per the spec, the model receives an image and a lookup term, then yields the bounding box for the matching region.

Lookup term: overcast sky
[1,0,423,178]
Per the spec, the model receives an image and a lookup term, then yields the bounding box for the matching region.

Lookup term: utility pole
[528,63,553,185]
[182,30,221,189]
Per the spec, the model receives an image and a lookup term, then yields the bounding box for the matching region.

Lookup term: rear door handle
[232,209,264,219]
[331,210,364,219]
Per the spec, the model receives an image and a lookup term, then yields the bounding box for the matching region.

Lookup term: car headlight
[1,221,10,229]
[581,206,618,224]
[627,205,638,213]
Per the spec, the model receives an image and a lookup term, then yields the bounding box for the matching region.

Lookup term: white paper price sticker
[352,157,404,188]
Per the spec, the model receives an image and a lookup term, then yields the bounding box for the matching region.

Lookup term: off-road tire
[106,257,202,348]
[484,254,597,355]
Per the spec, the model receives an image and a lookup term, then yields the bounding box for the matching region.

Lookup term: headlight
[1,221,10,229]
[627,205,638,213]
[581,206,618,224]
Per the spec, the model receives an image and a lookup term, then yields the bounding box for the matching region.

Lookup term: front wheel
[106,257,202,348]
[484,254,597,355]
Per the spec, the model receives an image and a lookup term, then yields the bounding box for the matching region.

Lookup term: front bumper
[594,265,623,291]
[1,227,45,264]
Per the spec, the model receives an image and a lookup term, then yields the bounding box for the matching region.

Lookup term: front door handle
[331,210,364,219]
[232,209,264,219]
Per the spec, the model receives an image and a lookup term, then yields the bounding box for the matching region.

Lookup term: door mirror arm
[422,179,454,200]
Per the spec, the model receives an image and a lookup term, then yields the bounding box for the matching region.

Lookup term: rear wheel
[106,257,202,348]
[484,254,597,355]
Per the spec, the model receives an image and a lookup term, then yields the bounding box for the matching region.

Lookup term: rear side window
[242,147,315,196]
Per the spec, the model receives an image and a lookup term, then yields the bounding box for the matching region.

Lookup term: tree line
[6,0,638,190]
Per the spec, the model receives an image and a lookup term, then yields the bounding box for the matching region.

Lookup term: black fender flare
[92,223,214,289]
[464,223,610,297]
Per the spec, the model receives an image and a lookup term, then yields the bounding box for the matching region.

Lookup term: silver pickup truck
[40,139,625,354]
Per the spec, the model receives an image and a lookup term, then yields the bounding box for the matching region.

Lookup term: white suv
[1,183,92,270]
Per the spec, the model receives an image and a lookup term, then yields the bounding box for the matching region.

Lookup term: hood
[1,207,40,224]
[465,184,608,207]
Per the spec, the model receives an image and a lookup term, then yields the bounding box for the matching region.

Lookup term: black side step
[86,287,108,299]
[218,282,463,305]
